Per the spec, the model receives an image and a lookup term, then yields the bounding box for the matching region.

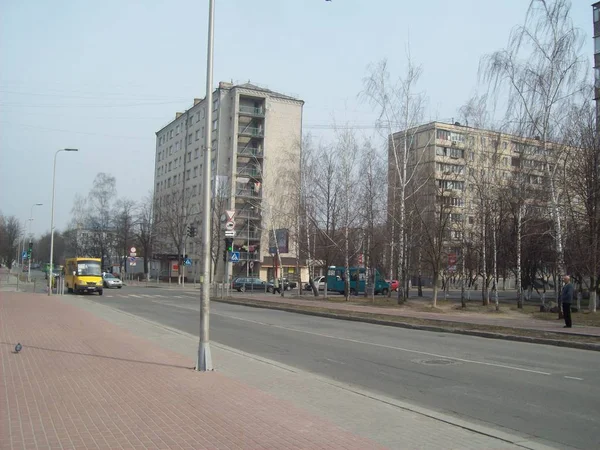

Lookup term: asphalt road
[84,285,599,449]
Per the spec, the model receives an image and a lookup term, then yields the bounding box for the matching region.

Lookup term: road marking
[212,312,553,376]
[564,376,583,381]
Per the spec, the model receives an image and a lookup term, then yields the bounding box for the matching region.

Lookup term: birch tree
[481,0,586,302]
[362,56,426,303]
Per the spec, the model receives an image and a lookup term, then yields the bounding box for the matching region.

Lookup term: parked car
[386,279,399,292]
[232,277,266,292]
[267,278,297,293]
[304,275,327,291]
[103,273,123,289]
[45,268,63,280]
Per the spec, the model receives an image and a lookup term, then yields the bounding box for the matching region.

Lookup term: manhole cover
[413,358,457,366]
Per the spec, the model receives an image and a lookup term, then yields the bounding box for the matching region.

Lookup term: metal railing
[236,189,261,198]
[238,252,260,261]
[236,166,262,178]
[239,105,264,116]
[238,126,264,137]
[237,146,263,157]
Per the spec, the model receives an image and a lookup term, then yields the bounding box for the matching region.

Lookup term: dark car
[267,278,297,293]
[232,277,266,292]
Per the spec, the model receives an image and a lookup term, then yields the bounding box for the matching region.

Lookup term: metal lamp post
[196,0,215,371]
[48,148,78,296]
[27,203,43,282]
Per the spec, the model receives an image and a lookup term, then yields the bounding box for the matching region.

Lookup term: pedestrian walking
[560,275,573,328]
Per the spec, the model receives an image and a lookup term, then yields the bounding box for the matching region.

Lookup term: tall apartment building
[153,81,304,282]
[593,2,600,127]
[388,121,550,281]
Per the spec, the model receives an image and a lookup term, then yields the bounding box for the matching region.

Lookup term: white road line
[212,312,553,376]
[564,376,583,381]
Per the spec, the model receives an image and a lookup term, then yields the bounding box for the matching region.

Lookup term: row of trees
[294,0,598,312]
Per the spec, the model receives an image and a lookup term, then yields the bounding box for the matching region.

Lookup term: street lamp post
[48,148,78,296]
[196,0,215,372]
[28,203,43,282]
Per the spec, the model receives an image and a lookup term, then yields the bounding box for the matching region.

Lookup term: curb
[213,297,600,352]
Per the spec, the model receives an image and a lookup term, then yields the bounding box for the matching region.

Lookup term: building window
[188,133,192,145]
[450,230,463,240]
[176,124,180,135]
[194,166,198,177]
[595,6,600,23]
[438,180,464,190]
[436,129,450,141]
[195,130,200,140]
[202,127,205,137]
[213,98,219,111]
[596,36,600,55]
[213,119,218,131]
[468,216,474,225]
[168,177,171,187]
[170,130,173,139]
[450,213,463,223]
[450,132,464,143]
[187,170,191,181]
[168,162,172,171]
[194,148,199,159]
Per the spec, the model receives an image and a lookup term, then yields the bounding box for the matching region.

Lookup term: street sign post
[229,252,240,262]
[225,230,236,237]
[184,258,192,266]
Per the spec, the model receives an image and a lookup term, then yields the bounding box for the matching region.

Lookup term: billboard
[269,229,289,254]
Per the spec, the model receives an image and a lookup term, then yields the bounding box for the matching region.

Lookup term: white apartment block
[153,81,304,282]
[389,121,553,280]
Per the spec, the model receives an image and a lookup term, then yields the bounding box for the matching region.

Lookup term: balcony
[238,252,260,261]
[238,126,264,137]
[239,105,265,117]
[236,188,261,199]
[237,165,262,178]
[237,230,261,241]
[237,145,264,158]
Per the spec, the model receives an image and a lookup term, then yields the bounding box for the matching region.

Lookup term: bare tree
[563,95,599,312]
[113,199,137,275]
[362,55,427,303]
[155,188,194,283]
[135,192,158,279]
[86,173,117,268]
[0,214,22,269]
[481,0,587,304]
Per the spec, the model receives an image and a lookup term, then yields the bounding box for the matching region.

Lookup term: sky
[0,0,593,238]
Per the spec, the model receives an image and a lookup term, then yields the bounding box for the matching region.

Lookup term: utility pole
[196,0,215,372]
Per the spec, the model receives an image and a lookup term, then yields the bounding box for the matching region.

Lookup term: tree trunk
[432,271,439,307]
[493,221,499,311]
[516,205,523,308]
[590,275,597,313]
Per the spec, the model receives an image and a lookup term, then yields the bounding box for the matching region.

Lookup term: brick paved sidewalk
[0,292,384,450]
[228,293,600,338]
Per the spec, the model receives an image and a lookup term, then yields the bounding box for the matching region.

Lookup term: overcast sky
[0,0,592,237]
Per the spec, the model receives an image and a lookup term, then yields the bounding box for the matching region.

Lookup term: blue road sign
[229,251,240,262]
[22,251,27,259]
[184,258,192,266]
[130,257,136,263]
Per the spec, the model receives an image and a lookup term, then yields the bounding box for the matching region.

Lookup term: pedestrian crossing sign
[229,252,240,262]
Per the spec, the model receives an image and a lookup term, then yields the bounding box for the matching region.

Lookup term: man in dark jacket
[560,275,573,328]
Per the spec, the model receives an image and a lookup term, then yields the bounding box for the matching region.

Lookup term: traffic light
[187,225,197,238]
[27,241,33,259]
[225,238,233,252]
